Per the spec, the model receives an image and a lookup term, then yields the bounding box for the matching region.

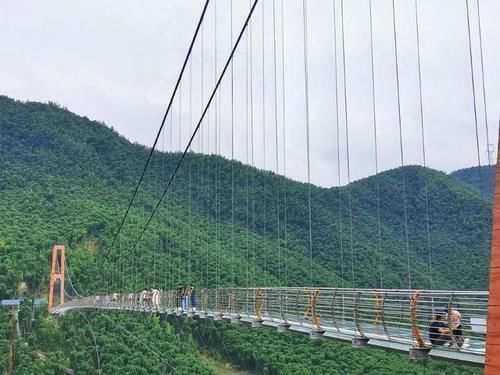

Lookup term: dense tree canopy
[0,95,491,373]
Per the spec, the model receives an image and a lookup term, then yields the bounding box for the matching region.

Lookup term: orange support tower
[486,136,500,374]
[48,245,65,311]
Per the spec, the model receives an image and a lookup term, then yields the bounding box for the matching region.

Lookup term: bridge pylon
[486,132,500,374]
[48,245,65,312]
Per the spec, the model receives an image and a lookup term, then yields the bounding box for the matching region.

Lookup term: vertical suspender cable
[178,82,182,288]
[476,0,491,166]
[162,122,167,293]
[214,0,219,291]
[465,0,484,185]
[280,0,288,289]
[333,0,344,292]
[197,27,203,289]
[169,109,174,293]
[261,0,268,288]
[250,0,256,289]
[245,4,250,291]
[340,0,355,288]
[153,152,157,289]
[201,23,209,291]
[368,0,383,289]
[272,0,280,288]
[169,144,173,294]
[302,0,313,288]
[391,0,412,290]
[414,0,433,290]
[465,1,489,294]
[189,57,193,287]
[230,0,235,289]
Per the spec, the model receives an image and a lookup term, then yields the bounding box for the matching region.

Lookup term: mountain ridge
[0,95,487,375]
[0,95,491,298]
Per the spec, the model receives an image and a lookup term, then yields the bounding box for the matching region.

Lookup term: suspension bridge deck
[50,287,487,366]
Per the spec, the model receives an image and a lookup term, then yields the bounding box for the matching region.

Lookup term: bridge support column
[199,311,207,319]
[352,336,370,348]
[214,311,223,321]
[309,328,325,340]
[486,131,500,375]
[252,318,263,328]
[48,245,65,312]
[277,322,291,332]
[409,347,431,360]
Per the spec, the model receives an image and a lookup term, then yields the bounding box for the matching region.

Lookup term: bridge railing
[204,287,488,353]
[51,287,488,358]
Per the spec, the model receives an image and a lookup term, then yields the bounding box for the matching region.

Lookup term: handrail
[51,287,488,364]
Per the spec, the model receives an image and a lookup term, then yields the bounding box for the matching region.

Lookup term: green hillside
[0,95,491,296]
[0,95,490,374]
[451,164,496,200]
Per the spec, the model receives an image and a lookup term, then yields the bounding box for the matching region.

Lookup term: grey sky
[1,0,499,187]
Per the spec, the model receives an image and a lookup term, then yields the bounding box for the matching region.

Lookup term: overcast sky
[1,0,499,187]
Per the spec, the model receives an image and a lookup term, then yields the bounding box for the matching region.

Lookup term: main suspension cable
[103,0,210,260]
[119,0,261,266]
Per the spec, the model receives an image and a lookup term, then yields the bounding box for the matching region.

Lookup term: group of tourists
[94,286,198,312]
[177,285,196,311]
[429,309,465,348]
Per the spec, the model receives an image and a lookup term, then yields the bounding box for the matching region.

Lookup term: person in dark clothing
[429,310,451,346]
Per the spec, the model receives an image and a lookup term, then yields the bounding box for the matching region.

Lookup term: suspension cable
[230,0,236,289]
[413,0,433,290]
[250,0,256,289]
[332,0,344,291]
[368,0,383,290]
[272,0,280,288]
[177,82,182,289]
[302,0,313,288]
[280,0,288,289]
[465,0,484,187]
[119,0,260,267]
[261,0,268,288]
[245,1,251,291]
[214,0,220,291]
[103,0,210,260]
[99,313,178,373]
[391,0,412,290]
[340,0,355,288]
[189,55,193,287]
[76,311,101,375]
[475,0,491,166]
[162,126,167,293]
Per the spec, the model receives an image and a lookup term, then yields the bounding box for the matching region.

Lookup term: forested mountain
[451,164,496,200]
[0,95,490,374]
[0,95,491,296]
